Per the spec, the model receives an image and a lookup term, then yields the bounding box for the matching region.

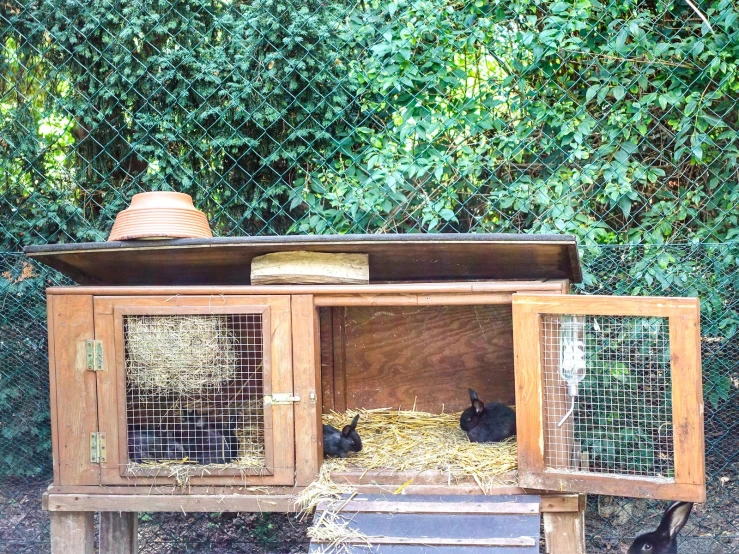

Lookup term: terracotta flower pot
[108,192,213,241]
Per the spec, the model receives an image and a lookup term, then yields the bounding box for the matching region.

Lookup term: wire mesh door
[512,294,705,502]
[93,295,295,486]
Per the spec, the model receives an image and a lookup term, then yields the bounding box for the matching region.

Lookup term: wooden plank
[314,293,512,306]
[513,294,698,317]
[332,307,347,413]
[45,281,569,296]
[352,484,525,496]
[292,295,323,486]
[50,511,95,554]
[46,493,297,512]
[100,512,138,554]
[38,284,508,297]
[670,311,705,492]
[338,305,515,412]
[313,537,536,547]
[521,472,704,502]
[51,295,100,486]
[319,308,335,412]
[47,485,305,495]
[543,503,585,554]
[25,234,582,285]
[513,300,546,481]
[329,469,516,487]
[251,252,368,285]
[266,296,296,485]
[316,500,539,515]
[93,303,123,486]
[46,295,61,484]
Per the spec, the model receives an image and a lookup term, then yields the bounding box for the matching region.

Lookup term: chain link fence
[2,0,738,551]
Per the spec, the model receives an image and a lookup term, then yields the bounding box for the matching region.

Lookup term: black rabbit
[182,410,238,465]
[459,388,516,443]
[128,429,186,464]
[628,502,693,554]
[323,414,362,458]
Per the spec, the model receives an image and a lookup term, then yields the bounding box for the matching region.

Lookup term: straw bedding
[125,315,238,393]
[297,408,518,515]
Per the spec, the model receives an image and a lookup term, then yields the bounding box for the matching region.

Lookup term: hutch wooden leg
[50,511,95,554]
[542,495,586,554]
[101,512,138,554]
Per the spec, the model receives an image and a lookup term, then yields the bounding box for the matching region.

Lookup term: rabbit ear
[350,414,360,430]
[468,389,479,403]
[472,399,485,415]
[656,502,693,540]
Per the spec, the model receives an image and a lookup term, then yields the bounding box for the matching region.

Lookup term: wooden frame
[513,294,705,502]
[93,295,295,486]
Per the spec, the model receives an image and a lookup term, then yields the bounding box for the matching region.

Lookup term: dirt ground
[1,479,736,553]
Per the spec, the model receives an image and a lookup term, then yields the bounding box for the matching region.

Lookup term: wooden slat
[51,295,99,486]
[313,536,537,547]
[46,295,60,484]
[329,469,517,487]
[46,493,296,512]
[521,472,704,502]
[332,307,347,413]
[670,310,706,494]
[46,485,305,495]
[266,296,296,485]
[100,512,138,554]
[314,293,512,306]
[292,295,323,486]
[50,512,95,554]
[512,301,546,480]
[513,294,698,317]
[25,234,582,285]
[316,500,539,515]
[46,281,568,296]
[319,308,335,412]
[543,509,586,554]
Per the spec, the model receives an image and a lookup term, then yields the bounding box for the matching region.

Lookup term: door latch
[264,393,301,405]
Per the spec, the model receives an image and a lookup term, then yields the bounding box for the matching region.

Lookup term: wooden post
[50,511,95,554]
[542,495,586,554]
[100,512,138,554]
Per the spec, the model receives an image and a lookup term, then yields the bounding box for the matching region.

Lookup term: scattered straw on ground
[297,408,518,514]
[125,315,238,393]
[307,500,372,554]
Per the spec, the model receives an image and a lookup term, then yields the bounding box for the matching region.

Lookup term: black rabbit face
[627,534,673,554]
[459,406,481,431]
[341,426,362,452]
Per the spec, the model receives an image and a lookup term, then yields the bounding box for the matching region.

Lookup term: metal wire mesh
[542,315,674,479]
[124,314,266,469]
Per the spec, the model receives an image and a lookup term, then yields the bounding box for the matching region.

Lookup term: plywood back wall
[320,305,515,414]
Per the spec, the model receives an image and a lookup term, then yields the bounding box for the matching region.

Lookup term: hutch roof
[24,233,582,285]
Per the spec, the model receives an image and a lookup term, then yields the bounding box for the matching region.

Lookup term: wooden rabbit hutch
[25,234,706,554]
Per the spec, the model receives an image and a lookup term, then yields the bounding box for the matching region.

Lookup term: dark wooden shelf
[24,233,581,285]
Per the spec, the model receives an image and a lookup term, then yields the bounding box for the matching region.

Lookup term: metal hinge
[264,393,301,405]
[90,432,106,463]
[85,340,104,371]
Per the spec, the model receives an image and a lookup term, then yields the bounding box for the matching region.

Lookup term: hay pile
[125,315,238,393]
[297,408,518,513]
